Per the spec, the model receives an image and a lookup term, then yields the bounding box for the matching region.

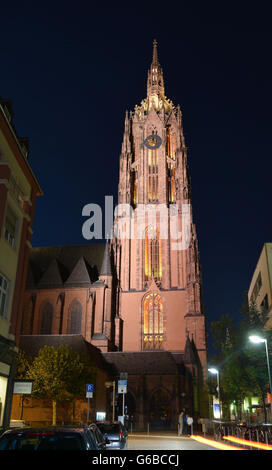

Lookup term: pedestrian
[178,410,184,436]
[187,415,193,436]
[183,413,187,435]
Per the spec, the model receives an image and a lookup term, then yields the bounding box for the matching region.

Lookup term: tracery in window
[148,147,158,202]
[144,227,162,281]
[166,128,176,160]
[143,292,163,349]
[168,163,176,203]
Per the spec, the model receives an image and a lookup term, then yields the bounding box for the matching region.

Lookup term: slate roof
[102,350,186,376]
[19,334,114,375]
[26,243,108,289]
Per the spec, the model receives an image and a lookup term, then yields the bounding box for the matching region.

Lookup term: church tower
[112,40,207,376]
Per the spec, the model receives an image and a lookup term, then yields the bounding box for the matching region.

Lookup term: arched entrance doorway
[149,388,171,430]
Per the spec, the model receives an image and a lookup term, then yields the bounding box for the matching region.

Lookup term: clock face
[144,134,162,149]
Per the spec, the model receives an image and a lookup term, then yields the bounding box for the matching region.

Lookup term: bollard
[147,423,149,435]
[130,422,133,434]
[265,431,268,446]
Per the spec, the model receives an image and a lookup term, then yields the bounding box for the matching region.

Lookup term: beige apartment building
[248,243,272,328]
[0,99,42,428]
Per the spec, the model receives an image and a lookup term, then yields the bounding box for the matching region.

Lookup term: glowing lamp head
[249,335,265,344]
[208,368,219,375]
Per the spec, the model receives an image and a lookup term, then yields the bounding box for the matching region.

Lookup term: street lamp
[105,381,116,421]
[249,335,272,421]
[208,368,221,418]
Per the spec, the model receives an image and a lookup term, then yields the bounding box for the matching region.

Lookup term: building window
[148,145,158,202]
[250,272,262,304]
[143,292,163,349]
[0,273,9,319]
[261,294,269,313]
[144,227,162,282]
[131,166,138,206]
[166,128,175,160]
[69,300,82,334]
[3,207,17,248]
[168,163,176,203]
[40,302,53,334]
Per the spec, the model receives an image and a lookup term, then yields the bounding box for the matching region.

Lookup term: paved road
[127,433,216,450]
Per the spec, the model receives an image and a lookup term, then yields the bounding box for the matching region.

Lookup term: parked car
[0,425,104,450]
[88,423,109,449]
[95,421,128,449]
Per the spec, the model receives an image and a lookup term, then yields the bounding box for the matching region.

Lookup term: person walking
[187,414,193,436]
[178,411,184,436]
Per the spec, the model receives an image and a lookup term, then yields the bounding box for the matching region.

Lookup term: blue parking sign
[86,384,93,397]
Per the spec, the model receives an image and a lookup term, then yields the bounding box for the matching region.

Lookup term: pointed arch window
[40,302,53,334]
[69,300,82,334]
[144,227,162,282]
[166,128,176,160]
[148,144,158,202]
[143,292,164,349]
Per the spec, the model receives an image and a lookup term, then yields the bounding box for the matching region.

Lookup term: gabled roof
[65,256,92,286]
[37,258,69,288]
[26,243,106,289]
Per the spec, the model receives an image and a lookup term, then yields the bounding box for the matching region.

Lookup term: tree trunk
[72,400,75,424]
[19,395,25,420]
[52,399,57,425]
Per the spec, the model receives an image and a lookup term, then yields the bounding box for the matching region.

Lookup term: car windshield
[0,432,87,450]
[98,424,120,434]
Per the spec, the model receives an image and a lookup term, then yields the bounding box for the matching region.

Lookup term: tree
[14,349,33,420]
[208,291,272,421]
[26,344,96,425]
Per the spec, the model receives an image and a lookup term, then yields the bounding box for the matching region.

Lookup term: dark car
[88,423,109,449]
[96,421,128,450]
[0,425,103,450]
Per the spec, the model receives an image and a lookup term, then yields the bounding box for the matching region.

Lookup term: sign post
[118,378,127,424]
[86,384,93,423]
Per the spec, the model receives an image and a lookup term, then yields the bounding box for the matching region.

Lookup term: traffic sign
[118,379,127,394]
[86,384,93,398]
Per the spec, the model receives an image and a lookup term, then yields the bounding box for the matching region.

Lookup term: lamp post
[249,335,272,422]
[208,368,221,418]
[105,381,116,421]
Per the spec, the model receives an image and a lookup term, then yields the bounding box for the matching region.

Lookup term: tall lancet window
[40,302,53,334]
[132,166,138,206]
[143,292,164,349]
[168,164,176,203]
[166,128,176,203]
[144,227,162,282]
[148,144,158,202]
[69,300,82,334]
[166,128,176,160]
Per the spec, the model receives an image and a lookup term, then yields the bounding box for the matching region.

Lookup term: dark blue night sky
[1,2,271,351]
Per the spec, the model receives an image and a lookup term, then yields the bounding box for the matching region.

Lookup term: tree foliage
[208,291,272,419]
[19,344,97,424]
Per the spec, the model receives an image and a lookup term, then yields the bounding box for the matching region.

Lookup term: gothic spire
[147,39,165,99]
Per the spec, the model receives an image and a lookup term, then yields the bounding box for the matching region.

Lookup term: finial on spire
[152,39,158,64]
[147,39,165,99]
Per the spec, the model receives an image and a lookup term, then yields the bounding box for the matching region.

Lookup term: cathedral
[19,40,208,428]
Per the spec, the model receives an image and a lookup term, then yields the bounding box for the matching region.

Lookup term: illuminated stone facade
[112,40,207,374]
